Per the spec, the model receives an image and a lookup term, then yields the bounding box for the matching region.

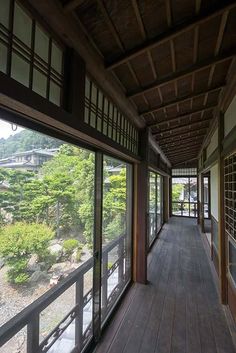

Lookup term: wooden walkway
[94,217,235,353]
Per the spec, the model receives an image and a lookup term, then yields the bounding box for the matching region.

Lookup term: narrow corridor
[95,217,235,353]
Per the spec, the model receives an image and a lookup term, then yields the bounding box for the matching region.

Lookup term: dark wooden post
[27,315,39,353]
[218,111,227,304]
[133,128,149,284]
[163,175,170,223]
[75,275,84,351]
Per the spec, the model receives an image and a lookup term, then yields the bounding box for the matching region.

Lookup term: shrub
[63,238,79,256]
[0,222,54,284]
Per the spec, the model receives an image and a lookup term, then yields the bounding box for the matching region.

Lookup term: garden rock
[48,244,63,259]
[49,262,68,274]
[29,270,49,283]
[70,249,78,263]
[27,254,40,272]
[0,257,4,269]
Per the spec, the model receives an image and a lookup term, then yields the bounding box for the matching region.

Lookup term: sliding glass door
[148,171,163,247]
[0,117,133,353]
[101,156,132,323]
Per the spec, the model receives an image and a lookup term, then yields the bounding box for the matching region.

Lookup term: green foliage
[172,184,183,202]
[0,222,54,284]
[63,238,79,255]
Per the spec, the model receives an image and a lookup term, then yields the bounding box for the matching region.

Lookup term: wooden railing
[0,235,126,353]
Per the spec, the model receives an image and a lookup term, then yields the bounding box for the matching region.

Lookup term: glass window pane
[32,68,47,97]
[0,0,10,28]
[35,24,49,62]
[49,80,61,106]
[11,52,30,87]
[0,117,95,351]
[149,172,157,245]
[51,42,63,74]
[102,156,132,323]
[13,3,32,47]
[0,42,8,73]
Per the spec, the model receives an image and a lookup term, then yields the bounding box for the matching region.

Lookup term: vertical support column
[218,112,227,304]
[169,176,172,218]
[133,128,149,284]
[200,173,205,232]
[93,151,103,341]
[197,167,200,224]
[163,175,170,223]
[64,49,86,127]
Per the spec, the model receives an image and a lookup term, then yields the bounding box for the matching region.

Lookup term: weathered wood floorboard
[94,217,235,353]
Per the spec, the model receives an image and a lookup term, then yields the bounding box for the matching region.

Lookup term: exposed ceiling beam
[140,83,224,117]
[160,134,204,147]
[106,2,236,70]
[148,105,216,127]
[63,0,85,12]
[28,0,145,129]
[149,134,171,167]
[97,0,124,51]
[153,118,211,135]
[159,132,206,145]
[163,142,202,154]
[173,157,198,166]
[156,126,208,141]
[127,51,235,98]
[168,150,199,159]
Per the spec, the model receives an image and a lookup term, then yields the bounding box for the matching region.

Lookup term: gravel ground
[0,249,93,353]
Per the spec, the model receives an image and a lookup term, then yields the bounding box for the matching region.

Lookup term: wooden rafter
[106,2,236,70]
[168,151,199,160]
[166,0,172,27]
[156,126,208,141]
[97,0,124,51]
[163,142,203,153]
[140,85,223,116]
[215,10,229,56]
[163,139,203,150]
[158,132,206,144]
[173,157,198,165]
[166,147,200,158]
[131,0,158,82]
[97,0,143,98]
[63,0,85,12]
[160,134,205,147]
[168,148,198,160]
[153,118,210,135]
[127,51,235,98]
[148,105,216,127]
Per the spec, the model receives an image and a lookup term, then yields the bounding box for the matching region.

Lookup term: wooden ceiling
[61,0,236,165]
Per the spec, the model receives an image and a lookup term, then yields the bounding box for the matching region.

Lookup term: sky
[0,119,24,139]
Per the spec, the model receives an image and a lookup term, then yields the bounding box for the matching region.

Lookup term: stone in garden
[49,262,68,274]
[29,270,49,283]
[47,244,63,259]
[0,257,4,269]
[27,254,40,272]
[70,249,78,263]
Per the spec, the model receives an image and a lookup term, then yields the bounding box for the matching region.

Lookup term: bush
[0,222,54,284]
[63,238,79,256]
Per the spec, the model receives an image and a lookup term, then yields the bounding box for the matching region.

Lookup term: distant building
[0,149,58,172]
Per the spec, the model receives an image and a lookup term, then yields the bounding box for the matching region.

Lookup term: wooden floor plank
[94,217,236,353]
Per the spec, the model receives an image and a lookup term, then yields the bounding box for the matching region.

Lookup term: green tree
[0,222,54,284]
